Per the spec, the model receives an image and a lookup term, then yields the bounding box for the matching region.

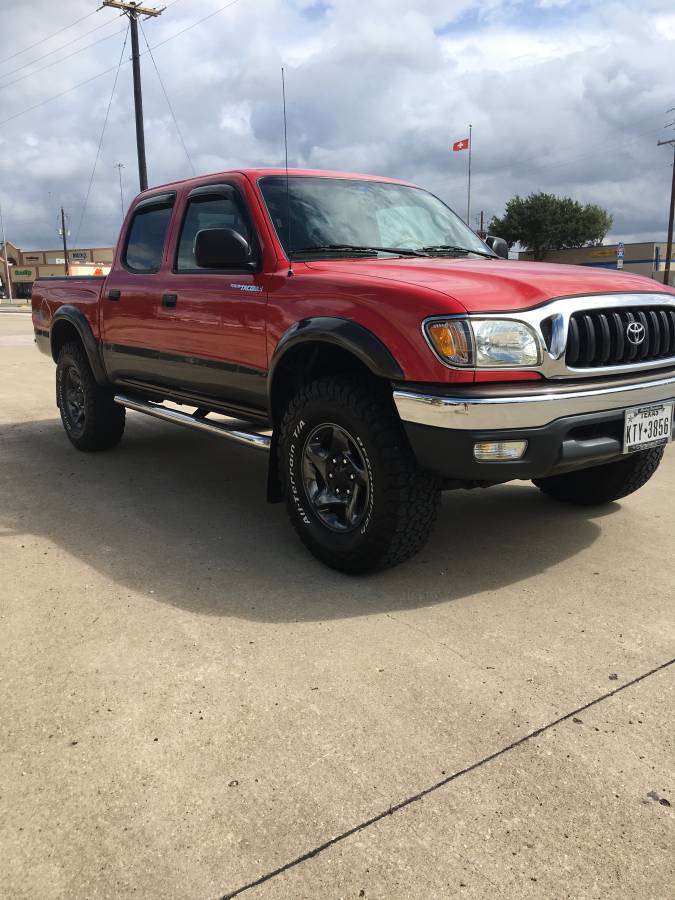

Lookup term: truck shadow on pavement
[1,416,616,622]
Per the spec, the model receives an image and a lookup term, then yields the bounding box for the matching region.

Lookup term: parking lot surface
[1,311,673,899]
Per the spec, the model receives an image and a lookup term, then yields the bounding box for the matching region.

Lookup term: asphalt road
[1,310,673,899]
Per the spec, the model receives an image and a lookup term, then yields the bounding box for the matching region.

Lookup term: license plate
[624,403,673,453]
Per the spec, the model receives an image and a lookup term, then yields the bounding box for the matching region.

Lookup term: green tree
[489,193,613,261]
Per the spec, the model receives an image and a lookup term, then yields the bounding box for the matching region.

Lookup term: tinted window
[176,194,252,270]
[124,202,173,272]
[259,176,489,257]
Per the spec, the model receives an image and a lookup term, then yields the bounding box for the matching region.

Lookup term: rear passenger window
[176,193,252,270]
[124,202,173,273]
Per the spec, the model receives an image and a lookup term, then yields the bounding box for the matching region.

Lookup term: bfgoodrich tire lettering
[56,341,125,451]
[279,376,440,574]
[533,446,665,505]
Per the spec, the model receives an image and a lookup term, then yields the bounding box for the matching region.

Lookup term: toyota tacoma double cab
[32,168,675,573]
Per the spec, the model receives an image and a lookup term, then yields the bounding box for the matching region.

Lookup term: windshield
[258,175,491,259]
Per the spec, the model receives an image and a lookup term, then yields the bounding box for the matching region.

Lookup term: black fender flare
[50,305,109,385]
[267,316,403,407]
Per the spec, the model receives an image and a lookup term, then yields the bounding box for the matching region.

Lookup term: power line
[75,26,131,244]
[0,66,120,127]
[0,0,243,129]
[0,14,124,83]
[139,19,196,175]
[0,26,128,93]
[0,0,185,85]
[148,0,242,52]
[0,8,99,67]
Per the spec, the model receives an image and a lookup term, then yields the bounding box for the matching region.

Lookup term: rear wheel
[533,447,665,505]
[279,376,440,574]
[56,341,125,451]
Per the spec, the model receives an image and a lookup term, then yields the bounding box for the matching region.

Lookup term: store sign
[12,268,35,281]
[70,250,88,262]
[23,255,41,263]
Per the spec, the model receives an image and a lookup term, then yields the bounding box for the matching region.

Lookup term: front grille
[565,307,675,368]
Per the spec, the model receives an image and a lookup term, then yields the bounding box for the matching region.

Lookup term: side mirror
[485,235,509,259]
[194,228,253,269]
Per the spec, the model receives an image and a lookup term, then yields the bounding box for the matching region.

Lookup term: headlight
[424,318,541,368]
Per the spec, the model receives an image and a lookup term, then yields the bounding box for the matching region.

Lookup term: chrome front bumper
[393,369,675,431]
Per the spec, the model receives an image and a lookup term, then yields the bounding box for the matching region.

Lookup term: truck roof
[142,167,415,194]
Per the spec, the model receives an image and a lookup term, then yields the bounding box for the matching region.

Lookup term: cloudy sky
[0,0,673,251]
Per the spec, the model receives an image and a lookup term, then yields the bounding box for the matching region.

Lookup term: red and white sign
[451,138,470,152]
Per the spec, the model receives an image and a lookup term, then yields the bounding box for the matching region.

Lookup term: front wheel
[533,446,665,506]
[278,376,440,574]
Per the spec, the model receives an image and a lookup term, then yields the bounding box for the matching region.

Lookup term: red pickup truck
[33,168,675,572]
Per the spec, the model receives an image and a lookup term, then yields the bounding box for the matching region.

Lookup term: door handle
[161,293,177,309]
[107,289,121,301]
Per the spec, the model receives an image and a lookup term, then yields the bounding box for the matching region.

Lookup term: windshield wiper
[289,244,429,258]
[420,244,496,259]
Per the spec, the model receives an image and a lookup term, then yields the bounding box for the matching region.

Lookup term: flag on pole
[451,137,470,151]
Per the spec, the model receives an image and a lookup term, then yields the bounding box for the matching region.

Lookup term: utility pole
[114,162,126,222]
[102,1,164,191]
[658,128,675,287]
[60,207,70,276]
[0,199,13,304]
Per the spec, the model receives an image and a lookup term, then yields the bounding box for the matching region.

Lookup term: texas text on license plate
[624,403,673,453]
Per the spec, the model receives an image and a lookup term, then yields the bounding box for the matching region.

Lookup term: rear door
[100,191,176,384]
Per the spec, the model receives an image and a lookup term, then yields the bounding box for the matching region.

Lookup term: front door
[156,181,268,413]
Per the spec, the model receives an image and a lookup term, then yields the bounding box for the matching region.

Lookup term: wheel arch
[267,317,404,423]
[51,306,108,385]
[265,318,404,503]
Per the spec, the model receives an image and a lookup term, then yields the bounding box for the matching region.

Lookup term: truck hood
[303,257,674,312]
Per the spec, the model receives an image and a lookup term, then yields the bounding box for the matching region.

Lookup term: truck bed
[32,276,106,351]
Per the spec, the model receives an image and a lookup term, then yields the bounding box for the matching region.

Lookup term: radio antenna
[281,67,293,277]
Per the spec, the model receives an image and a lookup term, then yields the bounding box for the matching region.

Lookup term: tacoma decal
[229,283,263,293]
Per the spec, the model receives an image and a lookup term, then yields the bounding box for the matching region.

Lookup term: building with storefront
[1,241,114,299]
[519,241,674,285]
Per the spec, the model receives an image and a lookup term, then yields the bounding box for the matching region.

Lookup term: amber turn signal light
[426,320,472,366]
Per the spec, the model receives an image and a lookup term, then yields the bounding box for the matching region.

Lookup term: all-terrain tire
[278,376,440,574]
[533,446,665,506]
[56,341,125,451]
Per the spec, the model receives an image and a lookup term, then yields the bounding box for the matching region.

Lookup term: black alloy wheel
[56,341,125,451]
[302,423,370,532]
[63,364,86,435]
[279,375,440,574]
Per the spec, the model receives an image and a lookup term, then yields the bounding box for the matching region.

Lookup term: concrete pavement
[1,313,673,899]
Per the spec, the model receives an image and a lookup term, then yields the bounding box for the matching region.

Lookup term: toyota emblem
[626,321,646,346]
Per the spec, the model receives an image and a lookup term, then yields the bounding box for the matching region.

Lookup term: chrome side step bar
[114,393,271,452]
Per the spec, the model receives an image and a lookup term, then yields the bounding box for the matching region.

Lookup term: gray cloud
[0,0,673,249]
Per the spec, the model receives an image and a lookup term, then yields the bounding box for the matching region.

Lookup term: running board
[114,393,271,452]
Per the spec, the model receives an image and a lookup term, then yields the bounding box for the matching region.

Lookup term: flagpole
[467,123,472,225]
